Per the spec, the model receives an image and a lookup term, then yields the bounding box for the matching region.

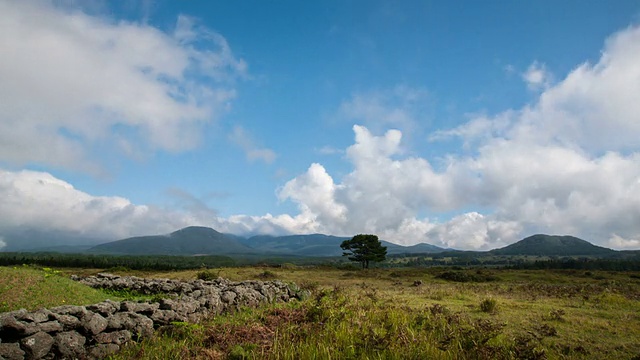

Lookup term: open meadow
[1,265,640,359]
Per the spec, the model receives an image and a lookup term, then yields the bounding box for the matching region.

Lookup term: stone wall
[0,273,306,359]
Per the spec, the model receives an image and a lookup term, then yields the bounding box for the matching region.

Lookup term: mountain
[241,234,446,256]
[384,241,447,255]
[87,228,447,257]
[240,234,350,256]
[490,234,616,256]
[88,226,253,255]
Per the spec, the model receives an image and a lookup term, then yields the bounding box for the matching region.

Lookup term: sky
[2,0,640,251]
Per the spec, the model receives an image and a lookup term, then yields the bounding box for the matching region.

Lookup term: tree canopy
[340,234,387,269]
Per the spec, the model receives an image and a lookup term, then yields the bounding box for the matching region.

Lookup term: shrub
[196,269,219,281]
[480,298,498,313]
[257,270,276,279]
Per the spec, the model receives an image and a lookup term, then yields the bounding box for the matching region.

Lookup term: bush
[480,298,498,313]
[196,269,219,281]
[257,270,277,279]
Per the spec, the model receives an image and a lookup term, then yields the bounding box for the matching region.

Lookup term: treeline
[390,254,640,271]
[3,252,639,271]
[0,252,236,270]
[507,257,640,271]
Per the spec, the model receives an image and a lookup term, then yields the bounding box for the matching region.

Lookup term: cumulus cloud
[278,163,348,227]
[277,25,640,249]
[0,1,245,172]
[425,213,521,250]
[2,17,640,251]
[276,127,524,248]
[0,169,303,248]
[228,126,277,164]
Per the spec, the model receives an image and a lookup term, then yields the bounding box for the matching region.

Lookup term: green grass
[0,265,119,311]
[107,267,640,359]
[3,265,640,359]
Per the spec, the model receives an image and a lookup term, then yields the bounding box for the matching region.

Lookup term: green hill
[241,234,349,256]
[241,234,445,256]
[386,242,447,255]
[88,226,252,255]
[490,234,616,256]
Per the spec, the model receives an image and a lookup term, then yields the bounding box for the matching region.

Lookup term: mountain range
[87,226,447,257]
[2,226,634,258]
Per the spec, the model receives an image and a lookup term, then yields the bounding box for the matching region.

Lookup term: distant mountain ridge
[87,226,446,257]
[490,234,615,256]
[7,226,627,258]
[88,226,252,255]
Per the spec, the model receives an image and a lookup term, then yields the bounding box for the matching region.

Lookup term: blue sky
[1,0,640,250]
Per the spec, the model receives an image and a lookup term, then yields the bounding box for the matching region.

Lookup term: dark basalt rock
[0,273,308,359]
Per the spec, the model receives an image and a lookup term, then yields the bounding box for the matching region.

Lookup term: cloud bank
[0,169,203,240]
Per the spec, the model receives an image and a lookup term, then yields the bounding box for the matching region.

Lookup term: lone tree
[340,234,387,269]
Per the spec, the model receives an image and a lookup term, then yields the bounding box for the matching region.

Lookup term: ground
[2,265,639,359]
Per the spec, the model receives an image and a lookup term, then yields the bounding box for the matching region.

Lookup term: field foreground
[2,266,640,359]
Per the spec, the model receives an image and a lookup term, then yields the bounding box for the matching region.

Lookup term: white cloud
[275,126,525,249]
[425,213,521,250]
[0,1,245,172]
[522,61,553,90]
[0,168,304,248]
[0,169,210,241]
[608,234,640,250]
[228,126,277,164]
[278,163,348,228]
[337,85,430,135]
[428,111,514,147]
[277,121,640,249]
[2,16,640,251]
[275,26,640,249]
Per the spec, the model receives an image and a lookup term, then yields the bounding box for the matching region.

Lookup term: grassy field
[0,265,118,312]
[2,265,640,359]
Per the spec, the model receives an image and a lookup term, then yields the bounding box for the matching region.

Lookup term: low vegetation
[114,267,640,359]
[2,265,640,359]
[0,253,237,270]
[0,265,116,312]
